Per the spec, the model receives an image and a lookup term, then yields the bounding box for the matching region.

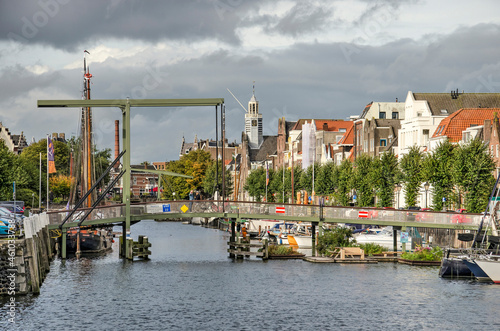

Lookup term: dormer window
[440,109,448,114]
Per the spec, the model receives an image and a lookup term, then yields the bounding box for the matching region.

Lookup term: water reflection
[2,221,500,330]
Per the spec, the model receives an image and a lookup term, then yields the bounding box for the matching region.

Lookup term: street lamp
[424,182,430,208]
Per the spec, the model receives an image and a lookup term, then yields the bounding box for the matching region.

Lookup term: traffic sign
[276,206,285,214]
[358,210,368,218]
[163,204,171,212]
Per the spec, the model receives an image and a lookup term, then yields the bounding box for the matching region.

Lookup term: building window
[380,139,387,147]
[339,128,346,132]
[133,177,137,185]
[392,112,399,119]
[417,112,422,117]
[497,145,499,158]
[142,179,145,184]
[379,112,386,119]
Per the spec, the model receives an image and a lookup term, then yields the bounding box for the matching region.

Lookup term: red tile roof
[338,125,354,145]
[292,119,353,132]
[432,108,500,142]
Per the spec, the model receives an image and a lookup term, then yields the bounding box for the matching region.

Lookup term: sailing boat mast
[82,52,93,208]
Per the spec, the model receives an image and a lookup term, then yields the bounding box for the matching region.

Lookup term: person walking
[189,190,194,211]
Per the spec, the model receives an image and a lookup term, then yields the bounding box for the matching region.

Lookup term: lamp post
[424,182,430,208]
[396,184,402,209]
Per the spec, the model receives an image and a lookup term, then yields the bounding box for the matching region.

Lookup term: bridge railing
[44,200,489,228]
[46,204,126,225]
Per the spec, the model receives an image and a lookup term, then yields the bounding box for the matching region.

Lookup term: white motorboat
[474,256,500,284]
[287,234,312,248]
[353,226,411,251]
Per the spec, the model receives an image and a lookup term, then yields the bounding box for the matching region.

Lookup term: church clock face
[252,119,257,126]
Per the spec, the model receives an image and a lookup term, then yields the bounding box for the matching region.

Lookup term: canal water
[2,221,500,330]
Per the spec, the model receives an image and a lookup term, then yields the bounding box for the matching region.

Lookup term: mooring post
[263,239,269,260]
[311,222,316,257]
[76,228,81,259]
[393,226,401,256]
[61,230,67,259]
[401,226,407,253]
[229,218,236,258]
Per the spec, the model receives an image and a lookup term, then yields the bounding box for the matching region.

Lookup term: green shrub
[357,243,388,256]
[268,245,301,255]
[317,227,354,255]
[401,245,443,261]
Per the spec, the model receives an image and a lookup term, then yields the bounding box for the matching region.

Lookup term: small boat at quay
[287,234,312,248]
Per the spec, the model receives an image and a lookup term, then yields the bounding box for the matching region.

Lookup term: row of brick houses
[181,89,500,205]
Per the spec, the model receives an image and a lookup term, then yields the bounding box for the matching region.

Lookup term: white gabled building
[398,90,500,158]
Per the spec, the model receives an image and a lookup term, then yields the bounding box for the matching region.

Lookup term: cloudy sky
[1,0,499,164]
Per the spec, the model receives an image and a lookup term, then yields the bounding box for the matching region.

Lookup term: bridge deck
[44,200,485,231]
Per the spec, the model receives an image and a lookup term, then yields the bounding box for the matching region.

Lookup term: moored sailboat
[65,52,113,255]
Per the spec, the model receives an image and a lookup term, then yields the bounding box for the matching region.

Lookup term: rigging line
[480,175,500,245]
[473,169,500,248]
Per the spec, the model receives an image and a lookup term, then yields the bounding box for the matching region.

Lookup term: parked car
[451,209,470,223]
[415,208,433,222]
[406,206,421,221]
[0,219,11,236]
[0,202,24,214]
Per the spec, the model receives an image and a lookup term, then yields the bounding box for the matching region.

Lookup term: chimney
[484,119,492,142]
[114,120,120,168]
[396,98,398,102]
[323,123,328,131]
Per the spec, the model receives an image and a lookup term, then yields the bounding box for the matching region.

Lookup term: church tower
[244,83,263,149]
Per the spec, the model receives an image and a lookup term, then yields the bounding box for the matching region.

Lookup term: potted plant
[399,245,443,266]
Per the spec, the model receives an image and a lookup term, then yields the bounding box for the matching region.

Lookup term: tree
[336,159,354,206]
[49,174,72,200]
[21,138,70,176]
[269,166,286,203]
[399,146,424,208]
[244,167,266,201]
[1,141,39,205]
[422,140,456,211]
[203,159,233,198]
[161,150,212,200]
[373,152,399,207]
[315,162,336,196]
[353,154,375,207]
[0,141,16,200]
[299,164,315,195]
[452,138,495,213]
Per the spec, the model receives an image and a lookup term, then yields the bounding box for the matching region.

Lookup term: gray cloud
[0,0,264,50]
[1,0,499,163]
[263,1,334,37]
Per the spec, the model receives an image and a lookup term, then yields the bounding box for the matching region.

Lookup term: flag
[266,163,269,186]
[47,136,56,173]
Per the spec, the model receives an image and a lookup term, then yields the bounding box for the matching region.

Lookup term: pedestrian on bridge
[189,190,194,211]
